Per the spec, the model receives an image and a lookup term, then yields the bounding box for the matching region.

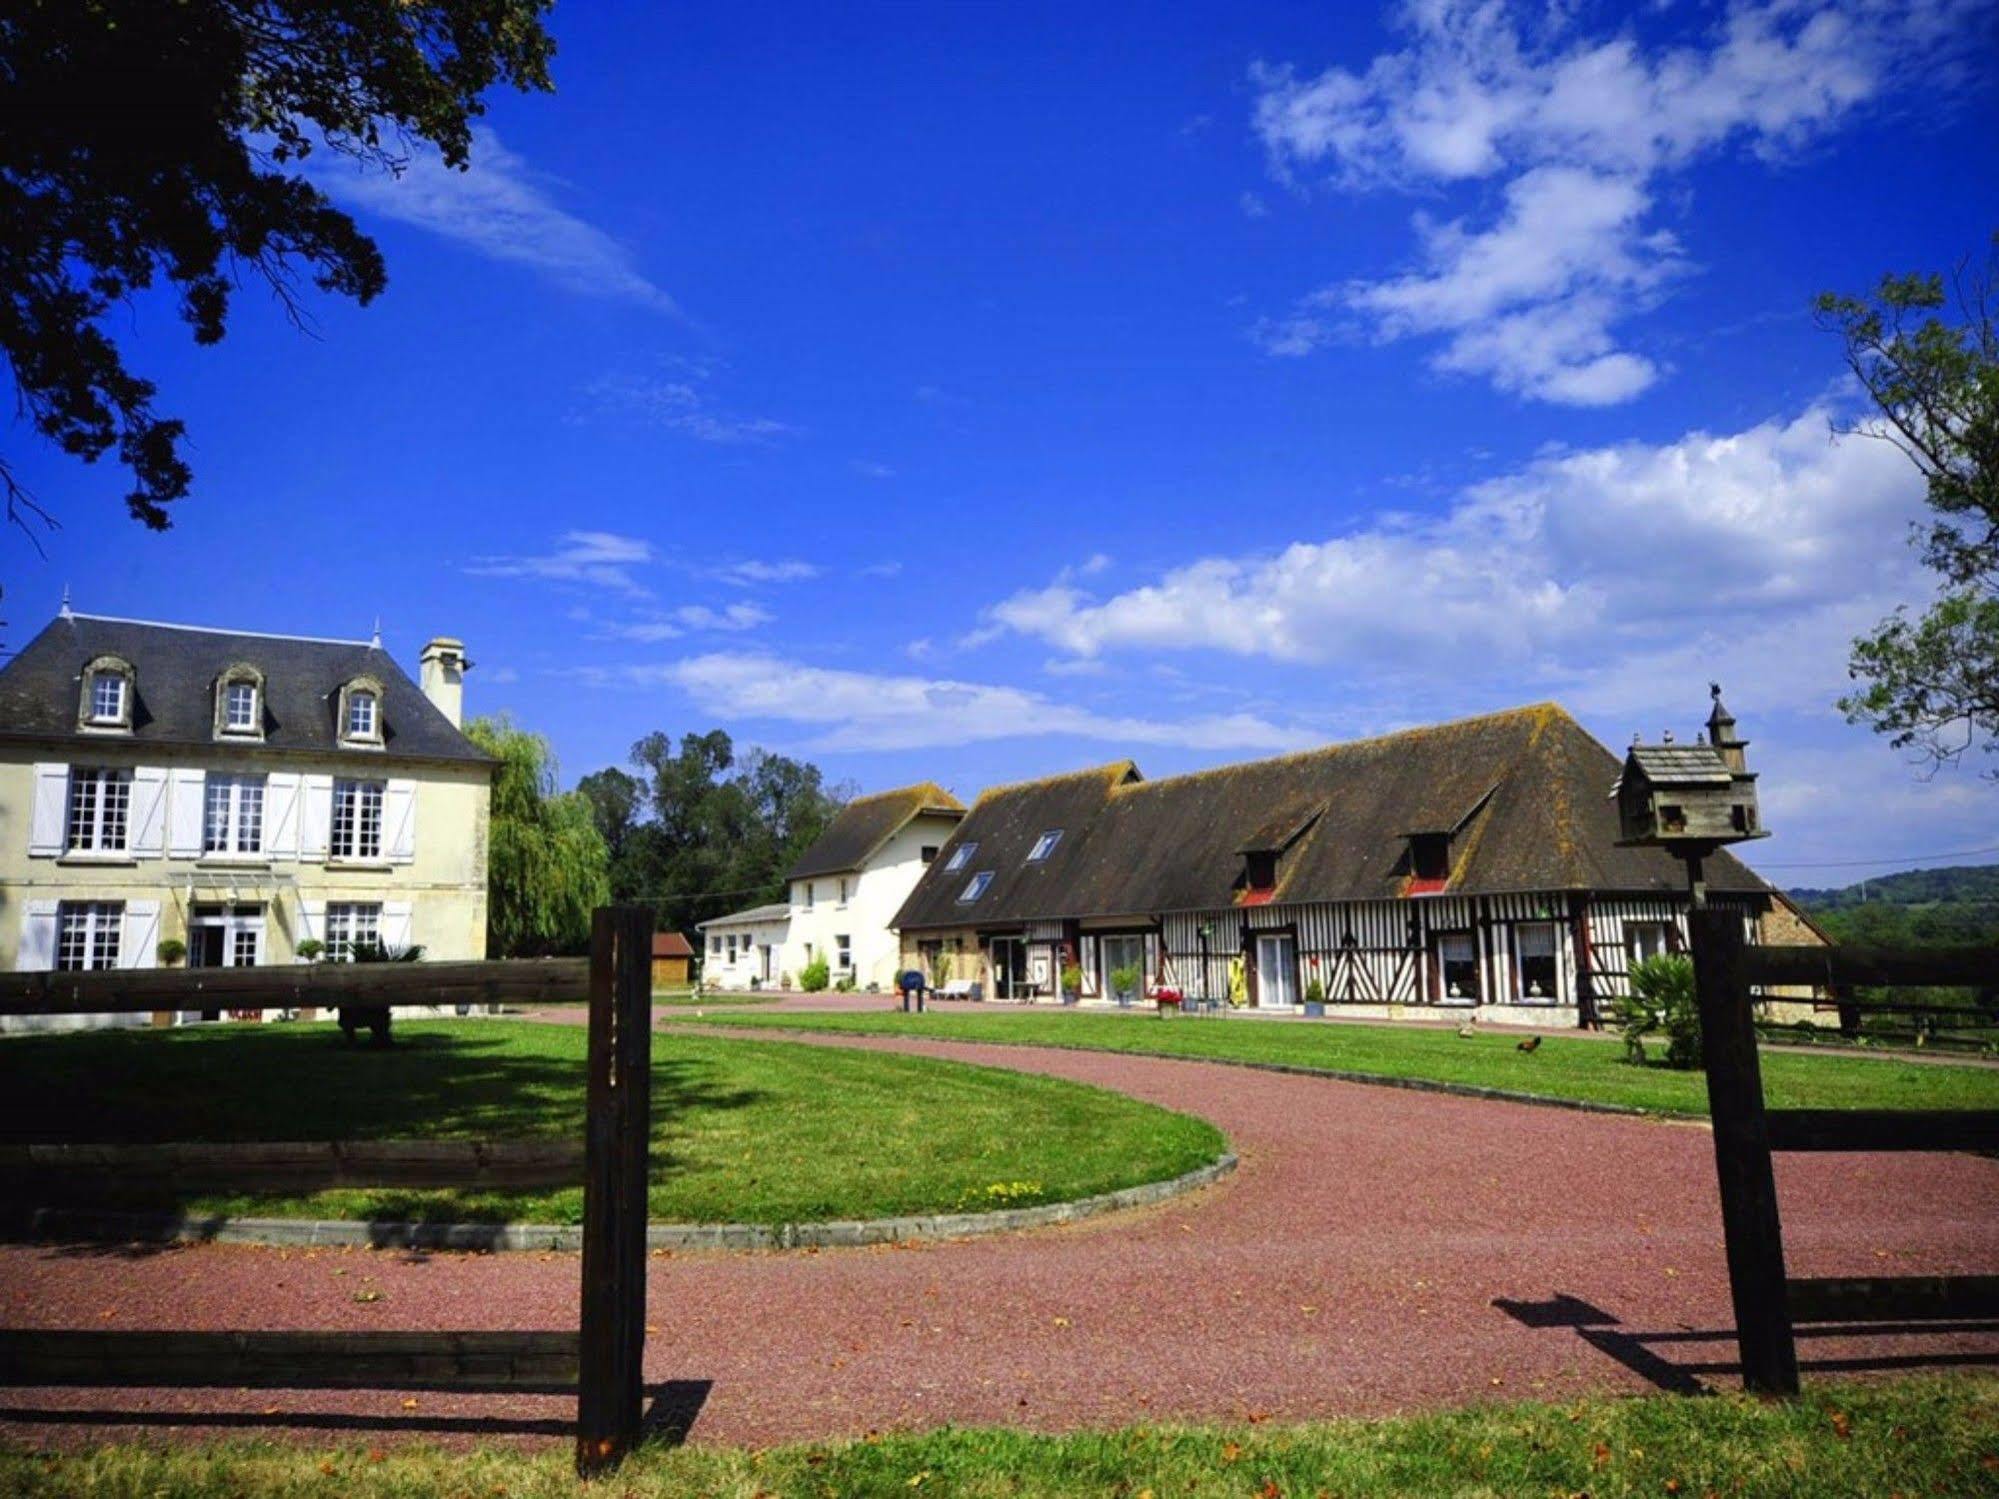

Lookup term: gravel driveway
[2,1028,1994,1450]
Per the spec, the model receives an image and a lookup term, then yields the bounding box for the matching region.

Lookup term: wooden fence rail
[0,917,655,1476]
[0,1330,581,1392]
[1690,910,1999,1396]
[0,957,590,1017]
[0,1140,585,1191]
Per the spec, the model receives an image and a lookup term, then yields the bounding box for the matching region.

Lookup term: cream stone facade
[0,611,492,1032]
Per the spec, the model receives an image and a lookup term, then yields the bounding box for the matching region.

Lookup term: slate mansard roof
[785,781,966,882]
[893,704,1769,932]
[0,613,490,765]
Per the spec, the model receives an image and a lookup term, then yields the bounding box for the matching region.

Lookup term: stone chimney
[419,637,470,728]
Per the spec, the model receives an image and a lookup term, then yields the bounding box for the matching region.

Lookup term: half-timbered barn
[891,701,1794,1028]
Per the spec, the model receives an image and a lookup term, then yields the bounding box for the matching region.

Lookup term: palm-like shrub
[1614,954,1701,1068]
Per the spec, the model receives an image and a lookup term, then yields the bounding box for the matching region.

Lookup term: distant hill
[1788,863,1999,912]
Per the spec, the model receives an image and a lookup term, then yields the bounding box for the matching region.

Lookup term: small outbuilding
[651,931,694,989]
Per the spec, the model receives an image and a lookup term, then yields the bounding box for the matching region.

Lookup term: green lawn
[664,1008,1999,1115]
[0,1021,1222,1226]
[5,1376,1993,1497]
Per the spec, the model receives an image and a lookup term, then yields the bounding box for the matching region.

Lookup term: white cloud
[622,652,1314,754]
[852,461,898,479]
[582,371,793,445]
[314,127,677,313]
[984,404,1929,718]
[466,531,656,597]
[717,559,820,586]
[603,601,773,642]
[1248,1,1980,403]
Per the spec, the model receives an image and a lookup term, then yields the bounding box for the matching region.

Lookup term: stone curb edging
[674,1021,1702,1124]
[0,1152,1236,1254]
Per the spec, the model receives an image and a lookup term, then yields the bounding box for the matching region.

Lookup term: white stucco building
[698,783,965,990]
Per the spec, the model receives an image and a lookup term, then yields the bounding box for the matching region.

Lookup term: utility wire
[1751,844,1999,871]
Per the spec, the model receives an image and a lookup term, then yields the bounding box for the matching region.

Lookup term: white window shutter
[385,779,417,863]
[296,900,325,961]
[168,769,206,858]
[122,900,160,969]
[382,900,415,953]
[265,772,301,858]
[18,901,59,971]
[130,767,169,856]
[28,764,68,857]
[301,774,333,858]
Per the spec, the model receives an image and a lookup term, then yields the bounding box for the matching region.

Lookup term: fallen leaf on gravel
[1299,1305,1317,1315]
[353,1290,383,1303]
[261,1406,281,1416]
[1052,1317,1070,1328]
[401,1398,420,1410]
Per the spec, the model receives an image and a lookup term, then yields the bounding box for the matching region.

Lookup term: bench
[936,980,981,1001]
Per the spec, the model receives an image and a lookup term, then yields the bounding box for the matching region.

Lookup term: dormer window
[1027,830,1062,863]
[1244,851,1277,893]
[944,842,978,872]
[213,664,265,739]
[337,676,385,747]
[957,870,994,903]
[1409,833,1450,882]
[79,656,135,731]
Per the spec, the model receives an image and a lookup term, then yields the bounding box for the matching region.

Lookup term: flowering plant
[1150,986,1184,1009]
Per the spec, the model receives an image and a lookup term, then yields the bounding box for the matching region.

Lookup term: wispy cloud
[601,602,773,642]
[852,461,897,480]
[581,367,793,445]
[716,559,820,586]
[1248,0,1983,403]
[314,127,677,314]
[466,531,656,597]
[613,652,1313,753]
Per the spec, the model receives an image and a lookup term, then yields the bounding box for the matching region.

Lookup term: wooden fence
[0,909,655,1476]
[1688,909,1999,1395]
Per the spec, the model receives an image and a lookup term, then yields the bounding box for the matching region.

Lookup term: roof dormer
[1234,802,1324,905]
[213,663,266,740]
[78,655,135,733]
[337,674,386,749]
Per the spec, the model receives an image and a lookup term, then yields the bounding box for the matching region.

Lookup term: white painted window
[710,935,722,955]
[1514,923,1560,1002]
[836,934,852,970]
[330,779,385,860]
[346,690,378,739]
[945,842,978,872]
[1027,830,1062,862]
[56,901,123,970]
[203,773,266,855]
[323,902,382,963]
[958,870,994,903]
[66,768,132,852]
[1437,932,1479,1002]
[1626,921,1672,966]
[224,680,258,732]
[90,671,127,723]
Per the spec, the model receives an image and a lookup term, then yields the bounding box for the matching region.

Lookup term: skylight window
[1027,829,1062,862]
[944,842,978,872]
[957,870,993,903]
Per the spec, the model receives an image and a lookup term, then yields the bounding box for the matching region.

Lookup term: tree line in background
[467,721,850,958]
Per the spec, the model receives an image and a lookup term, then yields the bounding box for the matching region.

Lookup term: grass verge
[3,1376,1993,1496]
[662,1008,1999,1115]
[0,1021,1222,1226]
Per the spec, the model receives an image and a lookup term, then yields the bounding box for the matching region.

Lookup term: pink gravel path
[1,1029,1994,1451]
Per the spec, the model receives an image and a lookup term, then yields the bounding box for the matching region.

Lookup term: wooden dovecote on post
[1612,684,1768,852]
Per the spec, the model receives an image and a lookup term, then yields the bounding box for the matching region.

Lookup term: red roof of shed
[652,932,694,959]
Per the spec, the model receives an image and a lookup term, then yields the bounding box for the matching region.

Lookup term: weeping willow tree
[465,716,610,957]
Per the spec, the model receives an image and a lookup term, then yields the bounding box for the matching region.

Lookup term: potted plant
[155,937,187,967]
[1151,984,1184,1017]
[295,938,325,964]
[1110,963,1142,1009]
[1060,961,1084,1005]
[1303,975,1327,1018]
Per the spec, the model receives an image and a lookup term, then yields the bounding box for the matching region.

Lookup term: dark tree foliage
[0,0,555,538]
[586,729,851,938]
[1817,234,1999,776]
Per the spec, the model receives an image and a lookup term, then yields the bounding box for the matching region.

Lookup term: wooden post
[577,906,653,1476]
[1689,908,1799,1396]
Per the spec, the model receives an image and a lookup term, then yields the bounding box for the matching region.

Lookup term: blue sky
[7,0,1999,881]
